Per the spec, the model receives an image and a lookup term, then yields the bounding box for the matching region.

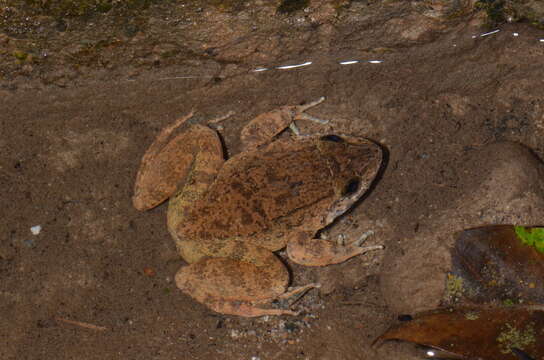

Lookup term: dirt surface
[2,1,544,359]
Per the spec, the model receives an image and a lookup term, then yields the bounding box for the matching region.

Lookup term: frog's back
[181,139,333,239]
[180,136,382,242]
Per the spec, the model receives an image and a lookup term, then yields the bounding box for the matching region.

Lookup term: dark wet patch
[277,0,309,14]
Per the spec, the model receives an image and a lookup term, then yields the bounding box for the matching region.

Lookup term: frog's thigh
[133,124,223,210]
[175,252,288,303]
[178,261,298,316]
[286,233,375,266]
[176,234,286,265]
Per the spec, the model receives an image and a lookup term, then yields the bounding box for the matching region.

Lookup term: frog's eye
[342,178,360,196]
[320,135,344,143]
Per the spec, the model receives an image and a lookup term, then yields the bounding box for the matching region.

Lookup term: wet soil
[2,1,544,359]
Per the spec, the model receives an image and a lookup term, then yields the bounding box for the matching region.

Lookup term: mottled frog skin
[133,98,382,317]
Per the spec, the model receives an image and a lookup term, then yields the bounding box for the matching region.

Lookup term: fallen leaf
[450,225,544,304]
[375,306,544,360]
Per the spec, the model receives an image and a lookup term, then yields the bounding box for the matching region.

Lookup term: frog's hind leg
[175,244,291,317]
[176,258,319,317]
[133,114,224,214]
[286,231,384,266]
[175,239,319,317]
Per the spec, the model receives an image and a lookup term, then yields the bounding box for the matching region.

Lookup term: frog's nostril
[342,178,360,196]
[320,134,344,143]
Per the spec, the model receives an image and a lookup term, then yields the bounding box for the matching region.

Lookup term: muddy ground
[2,1,544,359]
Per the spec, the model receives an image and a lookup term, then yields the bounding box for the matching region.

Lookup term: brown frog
[133,97,383,317]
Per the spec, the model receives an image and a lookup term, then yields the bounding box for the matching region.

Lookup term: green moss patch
[515,226,544,253]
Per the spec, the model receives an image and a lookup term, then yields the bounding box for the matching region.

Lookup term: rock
[385,14,446,42]
[381,142,544,314]
[415,0,474,20]
[505,0,544,25]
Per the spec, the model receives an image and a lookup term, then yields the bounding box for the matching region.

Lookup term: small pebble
[23,239,35,247]
[30,225,42,235]
[143,267,156,277]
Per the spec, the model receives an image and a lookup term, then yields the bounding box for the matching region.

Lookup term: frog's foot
[293,96,328,124]
[276,283,321,300]
[286,231,384,266]
[207,300,299,317]
[206,110,236,131]
[288,97,329,137]
[138,111,194,165]
[240,97,328,150]
[133,111,225,211]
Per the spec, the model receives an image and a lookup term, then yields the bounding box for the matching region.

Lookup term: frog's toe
[295,112,329,125]
[353,230,375,246]
[276,283,321,301]
[295,96,325,112]
[293,96,328,125]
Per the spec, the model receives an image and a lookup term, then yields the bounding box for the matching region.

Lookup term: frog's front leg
[286,231,383,266]
[240,97,328,150]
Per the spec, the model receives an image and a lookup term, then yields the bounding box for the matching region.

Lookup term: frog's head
[317,135,383,224]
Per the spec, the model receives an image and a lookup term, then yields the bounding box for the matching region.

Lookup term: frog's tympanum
[133,98,383,317]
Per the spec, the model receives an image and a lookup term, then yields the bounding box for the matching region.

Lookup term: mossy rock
[475,0,544,28]
[16,0,163,17]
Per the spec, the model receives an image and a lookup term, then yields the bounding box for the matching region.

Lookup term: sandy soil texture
[2,1,544,359]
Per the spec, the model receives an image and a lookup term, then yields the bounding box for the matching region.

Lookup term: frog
[132,97,383,317]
